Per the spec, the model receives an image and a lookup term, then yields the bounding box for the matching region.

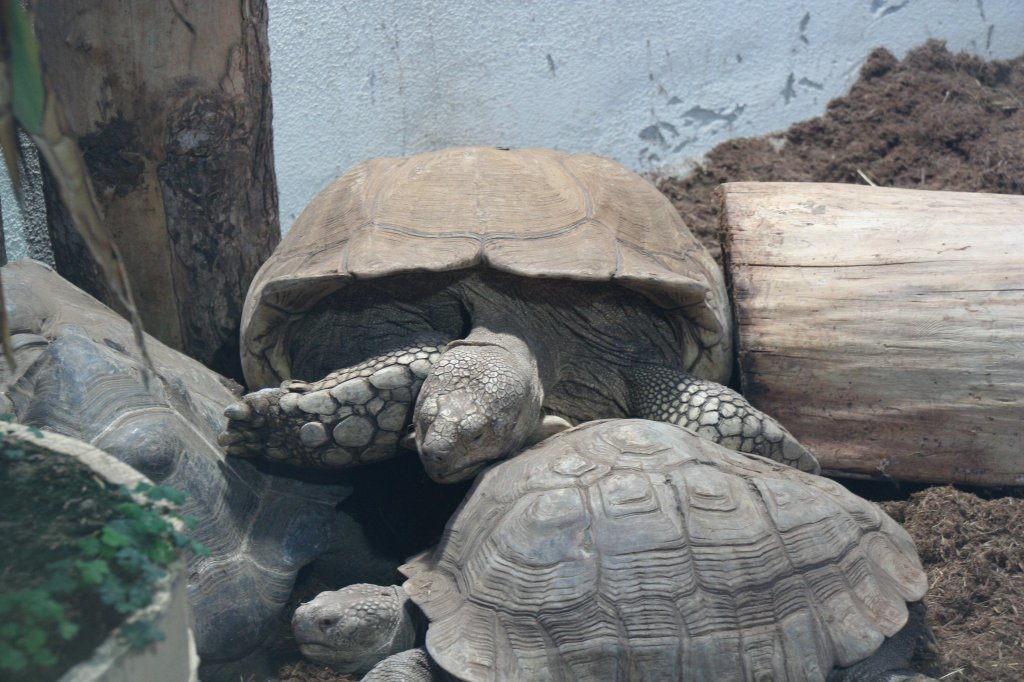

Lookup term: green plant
[0,429,208,676]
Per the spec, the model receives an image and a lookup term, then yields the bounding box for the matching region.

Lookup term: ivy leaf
[146,540,175,565]
[16,626,46,656]
[77,536,101,557]
[120,620,165,649]
[114,502,144,519]
[28,646,56,667]
[115,546,145,572]
[97,578,126,607]
[142,485,187,506]
[132,512,169,538]
[44,561,77,594]
[15,590,58,621]
[101,525,132,549]
[123,582,154,612]
[75,558,110,585]
[0,641,28,672]
[21,593,61,622]
[139,561,167,584]
[57,620,78,641]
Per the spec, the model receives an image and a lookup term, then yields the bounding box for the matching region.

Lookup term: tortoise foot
[628,365,821,474]
[219,340,447,467]
[219,386,293,460]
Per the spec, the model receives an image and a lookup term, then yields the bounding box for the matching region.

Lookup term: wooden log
[34,0,280,380]
[721,182,1024,486]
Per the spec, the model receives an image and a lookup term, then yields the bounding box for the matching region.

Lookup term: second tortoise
[294,419,934,682]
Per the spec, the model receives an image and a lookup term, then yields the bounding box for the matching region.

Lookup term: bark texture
[34,0,279,379]
[722,181,1024,486]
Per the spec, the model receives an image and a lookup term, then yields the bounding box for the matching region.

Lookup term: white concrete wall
[268,0,1024,231]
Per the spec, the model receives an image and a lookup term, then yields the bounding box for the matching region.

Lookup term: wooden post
[722,182,1024,486]
[34,0,279,379]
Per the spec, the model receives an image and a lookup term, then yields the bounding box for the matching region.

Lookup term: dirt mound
[657,40,1024,261]
[883,487,1024,680]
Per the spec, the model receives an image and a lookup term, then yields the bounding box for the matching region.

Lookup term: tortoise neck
[454,272,560,391]
[457,323,556,393]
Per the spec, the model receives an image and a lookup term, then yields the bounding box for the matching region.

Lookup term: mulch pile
[883,488,1024,680]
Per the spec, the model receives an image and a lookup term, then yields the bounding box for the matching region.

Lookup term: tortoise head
[414,340,543,483]
[291,584,418,674]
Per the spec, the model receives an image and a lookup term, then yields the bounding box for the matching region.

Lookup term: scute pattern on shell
[402,419,926,682]
[241,147,730,389]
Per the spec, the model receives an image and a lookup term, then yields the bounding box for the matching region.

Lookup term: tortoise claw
[223,402,253,421]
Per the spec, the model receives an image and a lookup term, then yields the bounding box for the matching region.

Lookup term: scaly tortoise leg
[361,648,443,682]
[218,335,450,467]
[626,365,821,473]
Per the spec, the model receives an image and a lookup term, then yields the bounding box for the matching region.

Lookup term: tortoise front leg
[626,365,821,473]
[218,335,449,467]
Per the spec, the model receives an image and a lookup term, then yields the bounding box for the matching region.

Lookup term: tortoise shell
[241,147,730,388]
[401,419,927,681]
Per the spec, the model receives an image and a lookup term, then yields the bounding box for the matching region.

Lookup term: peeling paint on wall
[871,1,911,19]
[781,72,797,105]
[799,12,811,44]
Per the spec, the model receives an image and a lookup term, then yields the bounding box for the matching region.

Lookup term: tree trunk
[722,181,1024,487]
[34,0,279,380]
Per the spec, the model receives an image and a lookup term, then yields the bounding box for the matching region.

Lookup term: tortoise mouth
[297,642,331,654]
[422,456,489,484]
[296,642,364,669]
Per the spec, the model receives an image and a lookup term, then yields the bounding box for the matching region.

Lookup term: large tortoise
[221,146,817,482]
[0,260,353,673]
[293,419,934,681]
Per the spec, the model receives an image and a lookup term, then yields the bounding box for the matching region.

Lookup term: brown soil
[656,40,1024,682]
[882,488,1024,681]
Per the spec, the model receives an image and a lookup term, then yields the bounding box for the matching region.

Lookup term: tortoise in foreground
[0,261,352,669]
[293,419,934,681]
[220,146,817,482]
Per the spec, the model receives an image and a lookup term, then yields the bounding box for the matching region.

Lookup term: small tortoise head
[414,341,543,483]
[291,584,418,675]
